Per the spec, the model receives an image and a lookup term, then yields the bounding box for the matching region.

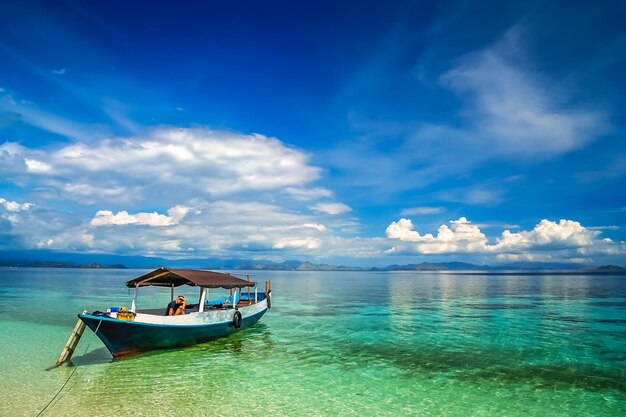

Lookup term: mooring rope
[36,342,90,417]
[93,317,104,335]
[37,317,103,417]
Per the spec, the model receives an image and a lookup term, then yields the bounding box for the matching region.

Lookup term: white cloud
[102,99,140,133]
[0,108,366,258]
[386,217,489,254]
[0,198,344,258]
[90,205,190,227]
[0,96,106,141]
[401,206,443,215]
[0,197,33,213]
[492,219,599,251]
[273,237,321,250]
[0,127,322,203]
[52,68,67,75]
[79,231,94,246]
[25,158,52,173]
[303,223,327,232]
[0,124,364,258]
[54,181,136,205]
[0,197,91,251]
[436,186,505,206]
[439,27,607,157]
[311,202,353,215]
[325,27,609,198]
[386,217,626,260]
[386,218,428,242]
[588,225,621,231]
[286,187,333,200]
[0,142,25,155]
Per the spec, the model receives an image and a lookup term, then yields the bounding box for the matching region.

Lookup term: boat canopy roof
[125,267,255,289]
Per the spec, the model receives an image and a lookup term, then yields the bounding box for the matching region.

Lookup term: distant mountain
[594,265,624,271]
[0,250,271,269]
[0,250,623,272]
[0,259,126,269]
[381,262,482,271]
[235,260,366,271]
[490,262,589,270]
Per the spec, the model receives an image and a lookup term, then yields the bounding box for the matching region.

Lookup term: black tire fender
[233,310,242,329]
[266,290,272,310]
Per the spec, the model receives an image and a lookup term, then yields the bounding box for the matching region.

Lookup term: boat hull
[79,305,268,358]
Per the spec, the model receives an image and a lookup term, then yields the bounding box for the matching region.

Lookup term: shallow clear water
[1,268,625,416]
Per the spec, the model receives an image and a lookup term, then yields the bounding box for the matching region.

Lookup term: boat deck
[136,301,260,316]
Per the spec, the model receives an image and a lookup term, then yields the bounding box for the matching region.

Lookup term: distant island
[594,264,625,271]
[232,261,624,272]
[0,250,623,272]
[0,260,127,269]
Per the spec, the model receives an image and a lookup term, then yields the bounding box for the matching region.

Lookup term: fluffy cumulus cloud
[0,193,378,259]
[0,196,93,251]
[386,217,625,261]
[90,205,190,227]
[83,200,375,258]
[0,127,323,203]
[0,197,35,243]
[386,217,489,254]
[273,237,321,250]
[0,123,365,258]
[0,197,33,213]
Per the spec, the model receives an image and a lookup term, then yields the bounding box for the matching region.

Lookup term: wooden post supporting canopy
[198,287,207,312]
[131,284,139,313]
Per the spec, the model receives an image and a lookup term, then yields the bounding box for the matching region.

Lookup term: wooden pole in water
[55,310,88,366]
[246,274,251,304]
[265,280,271,307]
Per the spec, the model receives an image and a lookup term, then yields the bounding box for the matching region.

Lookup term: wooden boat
[78,267,271,358]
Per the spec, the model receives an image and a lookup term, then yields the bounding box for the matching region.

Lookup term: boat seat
[137,306,200,315]
[137,308,165,315]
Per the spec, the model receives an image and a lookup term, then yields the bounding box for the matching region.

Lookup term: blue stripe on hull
[79,308,267,358]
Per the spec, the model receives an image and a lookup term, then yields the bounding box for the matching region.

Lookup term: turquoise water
[0,268,625,416]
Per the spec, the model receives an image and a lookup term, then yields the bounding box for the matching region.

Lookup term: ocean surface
[0,268,625,416]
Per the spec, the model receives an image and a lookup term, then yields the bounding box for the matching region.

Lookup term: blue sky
[1,0,625,266]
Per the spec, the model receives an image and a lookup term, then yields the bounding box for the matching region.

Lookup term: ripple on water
[467,303,537,310]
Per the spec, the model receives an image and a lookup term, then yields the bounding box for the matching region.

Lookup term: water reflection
[388,274,418,334]
[540,274,590,300]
